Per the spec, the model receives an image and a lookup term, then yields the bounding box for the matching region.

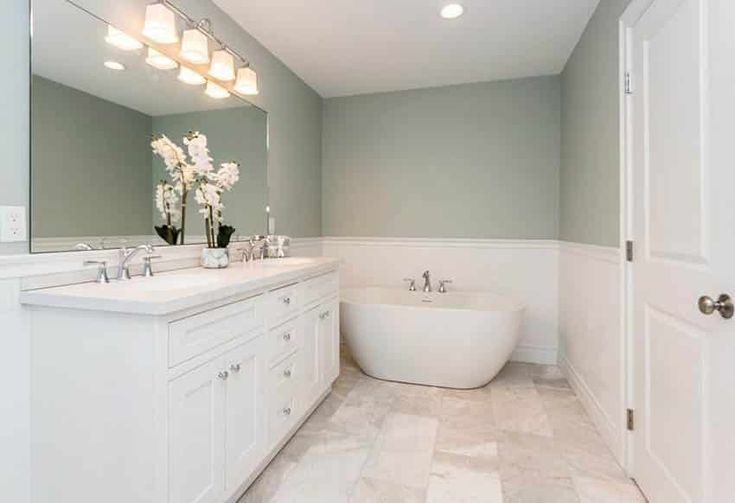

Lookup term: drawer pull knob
[282,407,292,416]
[282,297,291,305]
[229,363,241,372]
[283,368,292,378]
[282,332,292,342]
[319,310,331,320]
[217,371,229,380]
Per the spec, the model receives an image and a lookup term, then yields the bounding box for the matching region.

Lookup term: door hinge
[626,240,634,262]
[625,72,633,95]
[627,408,635,431]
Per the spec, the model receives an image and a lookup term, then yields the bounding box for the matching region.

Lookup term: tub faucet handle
[403,278,417,292]
[438,279,453,294]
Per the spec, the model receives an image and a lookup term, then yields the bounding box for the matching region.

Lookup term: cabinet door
[318,299,340,387]
[168,356,226,503]
[300,307,322,408]
[224,337,266,491]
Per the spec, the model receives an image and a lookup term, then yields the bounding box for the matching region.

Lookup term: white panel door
[301,306,322,408]
[168,356,226,503]
[318,299,340,386]
[630,0,735,501]
[223,337,266,492]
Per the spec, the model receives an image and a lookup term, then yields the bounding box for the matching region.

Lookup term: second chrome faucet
[403,271,452,293]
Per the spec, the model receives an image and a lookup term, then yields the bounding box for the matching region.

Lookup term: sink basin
[123,274,221,292]
[257,257,317,267]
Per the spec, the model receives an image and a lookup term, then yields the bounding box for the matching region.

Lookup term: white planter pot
[201,247,230,269]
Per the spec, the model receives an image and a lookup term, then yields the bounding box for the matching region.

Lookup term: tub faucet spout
[422,270,432,293]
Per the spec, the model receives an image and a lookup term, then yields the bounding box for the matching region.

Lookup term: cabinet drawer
[302,272,339,307]
[268,392,298,446]
[269,351,299,394]
[267,319,300,366]
[169,297,262,367]
[266,284,299,326]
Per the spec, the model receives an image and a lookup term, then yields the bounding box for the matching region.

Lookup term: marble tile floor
[239,348,646,503]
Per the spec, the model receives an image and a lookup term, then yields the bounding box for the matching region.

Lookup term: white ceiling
[213,0,600,98]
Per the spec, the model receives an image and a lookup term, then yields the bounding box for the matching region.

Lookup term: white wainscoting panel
[558,241,625,464]
[322,237,560,364]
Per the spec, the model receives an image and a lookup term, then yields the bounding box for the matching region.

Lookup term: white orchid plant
[151,131,241,248]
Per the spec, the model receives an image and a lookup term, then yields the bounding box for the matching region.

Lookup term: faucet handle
[403,278,417,292]
[84,260,110,284]
[142,255,162,277]
[438,279,453,293]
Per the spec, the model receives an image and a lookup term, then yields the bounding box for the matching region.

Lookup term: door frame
[618,0,656,476]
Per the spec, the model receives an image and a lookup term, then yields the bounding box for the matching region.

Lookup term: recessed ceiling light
[440,3,464,19]
[104,61,126,71]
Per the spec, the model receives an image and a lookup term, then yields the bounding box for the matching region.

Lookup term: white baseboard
[511,344,558,365]
[559,355,624,463]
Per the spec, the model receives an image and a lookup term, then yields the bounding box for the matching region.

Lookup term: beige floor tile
[573,476,646,503]
[492,384,553,437]
[361,412,439,489]
[348,477,426,503]
[501,473,580,503]
[427,453,504,503]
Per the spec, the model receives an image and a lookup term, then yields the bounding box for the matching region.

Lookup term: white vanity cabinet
[23,259,340,503]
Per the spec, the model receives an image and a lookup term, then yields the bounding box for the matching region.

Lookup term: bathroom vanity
[21,257,340,503]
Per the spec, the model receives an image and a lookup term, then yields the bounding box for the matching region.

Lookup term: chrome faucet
[243,235,267,263]
[117,244,154,280]
[422,270,433,293]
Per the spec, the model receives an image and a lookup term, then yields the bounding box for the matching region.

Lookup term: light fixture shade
[208,50,235,81]
[145,47,178,70]
[143,3,179,44]
[178,66,206,85]
[234,67,258,95]
[180,29,209,64]
[205,81,230,99]
[105,25,143,51]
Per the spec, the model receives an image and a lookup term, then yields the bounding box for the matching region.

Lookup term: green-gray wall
[31,76,153,238]
[322,77,560,239]
[152,107,268,240]
[560,0,631,246]
[2,0,322,256]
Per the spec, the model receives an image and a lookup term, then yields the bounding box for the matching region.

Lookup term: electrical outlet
[0,206,27,242]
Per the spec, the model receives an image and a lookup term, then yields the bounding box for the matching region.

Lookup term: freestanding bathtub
[340,287,524,389]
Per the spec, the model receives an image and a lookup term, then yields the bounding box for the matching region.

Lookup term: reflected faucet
[422,270,433,293]
[118,244,154,280]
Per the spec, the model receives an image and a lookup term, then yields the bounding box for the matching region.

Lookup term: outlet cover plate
[0,206,27,242]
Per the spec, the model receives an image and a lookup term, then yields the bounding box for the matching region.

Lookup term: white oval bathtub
[340,287,524,389]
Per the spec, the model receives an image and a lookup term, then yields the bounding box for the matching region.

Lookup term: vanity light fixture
[205,81,230,99]
[103,61,126,71]
[178,66,206,85]
[440,3,465,19]
[180,29,209,64]
[234,67,258,95]
[145,47,178,70]
[143,3,179,44]
[105,25,143,51]
[209,50,236,81]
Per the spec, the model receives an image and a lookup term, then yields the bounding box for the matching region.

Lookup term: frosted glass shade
[180,29,209,64]
[178,67,206,85]
[145,48,178,70]
[234,67,258,95]
[205,81,230,99]
[208,50,235,81]
[143,3,179,44]
[105,25,143,51]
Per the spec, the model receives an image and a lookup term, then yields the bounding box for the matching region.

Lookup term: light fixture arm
[160,0,251,68]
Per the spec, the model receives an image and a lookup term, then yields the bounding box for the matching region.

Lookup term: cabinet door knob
[319,310,331,320]
[282,296,291,305]
[229,363,241,372]
[217,371,229,380]
[283,368,292,378]
[282,407,292,416]
[282,332,292,342]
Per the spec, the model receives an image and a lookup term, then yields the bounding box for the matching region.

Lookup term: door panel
[630,0,735,501]
[168,357,225,503]
[319,299,340,386]
[301,307,322,408]
[224,338,265,491]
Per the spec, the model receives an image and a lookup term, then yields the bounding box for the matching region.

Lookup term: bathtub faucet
[422,270,433,293]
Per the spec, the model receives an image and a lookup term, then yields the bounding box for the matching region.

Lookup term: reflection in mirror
[30,0,268,253]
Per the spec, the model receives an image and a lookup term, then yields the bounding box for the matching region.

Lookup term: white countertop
[20,257,340,316]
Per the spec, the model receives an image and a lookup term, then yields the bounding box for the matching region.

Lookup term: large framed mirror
[30,0,268,253]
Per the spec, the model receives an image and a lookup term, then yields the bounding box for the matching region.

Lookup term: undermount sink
[122,274,221,292]
[257,257,317,267]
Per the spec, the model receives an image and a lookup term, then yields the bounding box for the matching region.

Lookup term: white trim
[559,355,624,462]
[322,236,560,249]
[511,344,558,365]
